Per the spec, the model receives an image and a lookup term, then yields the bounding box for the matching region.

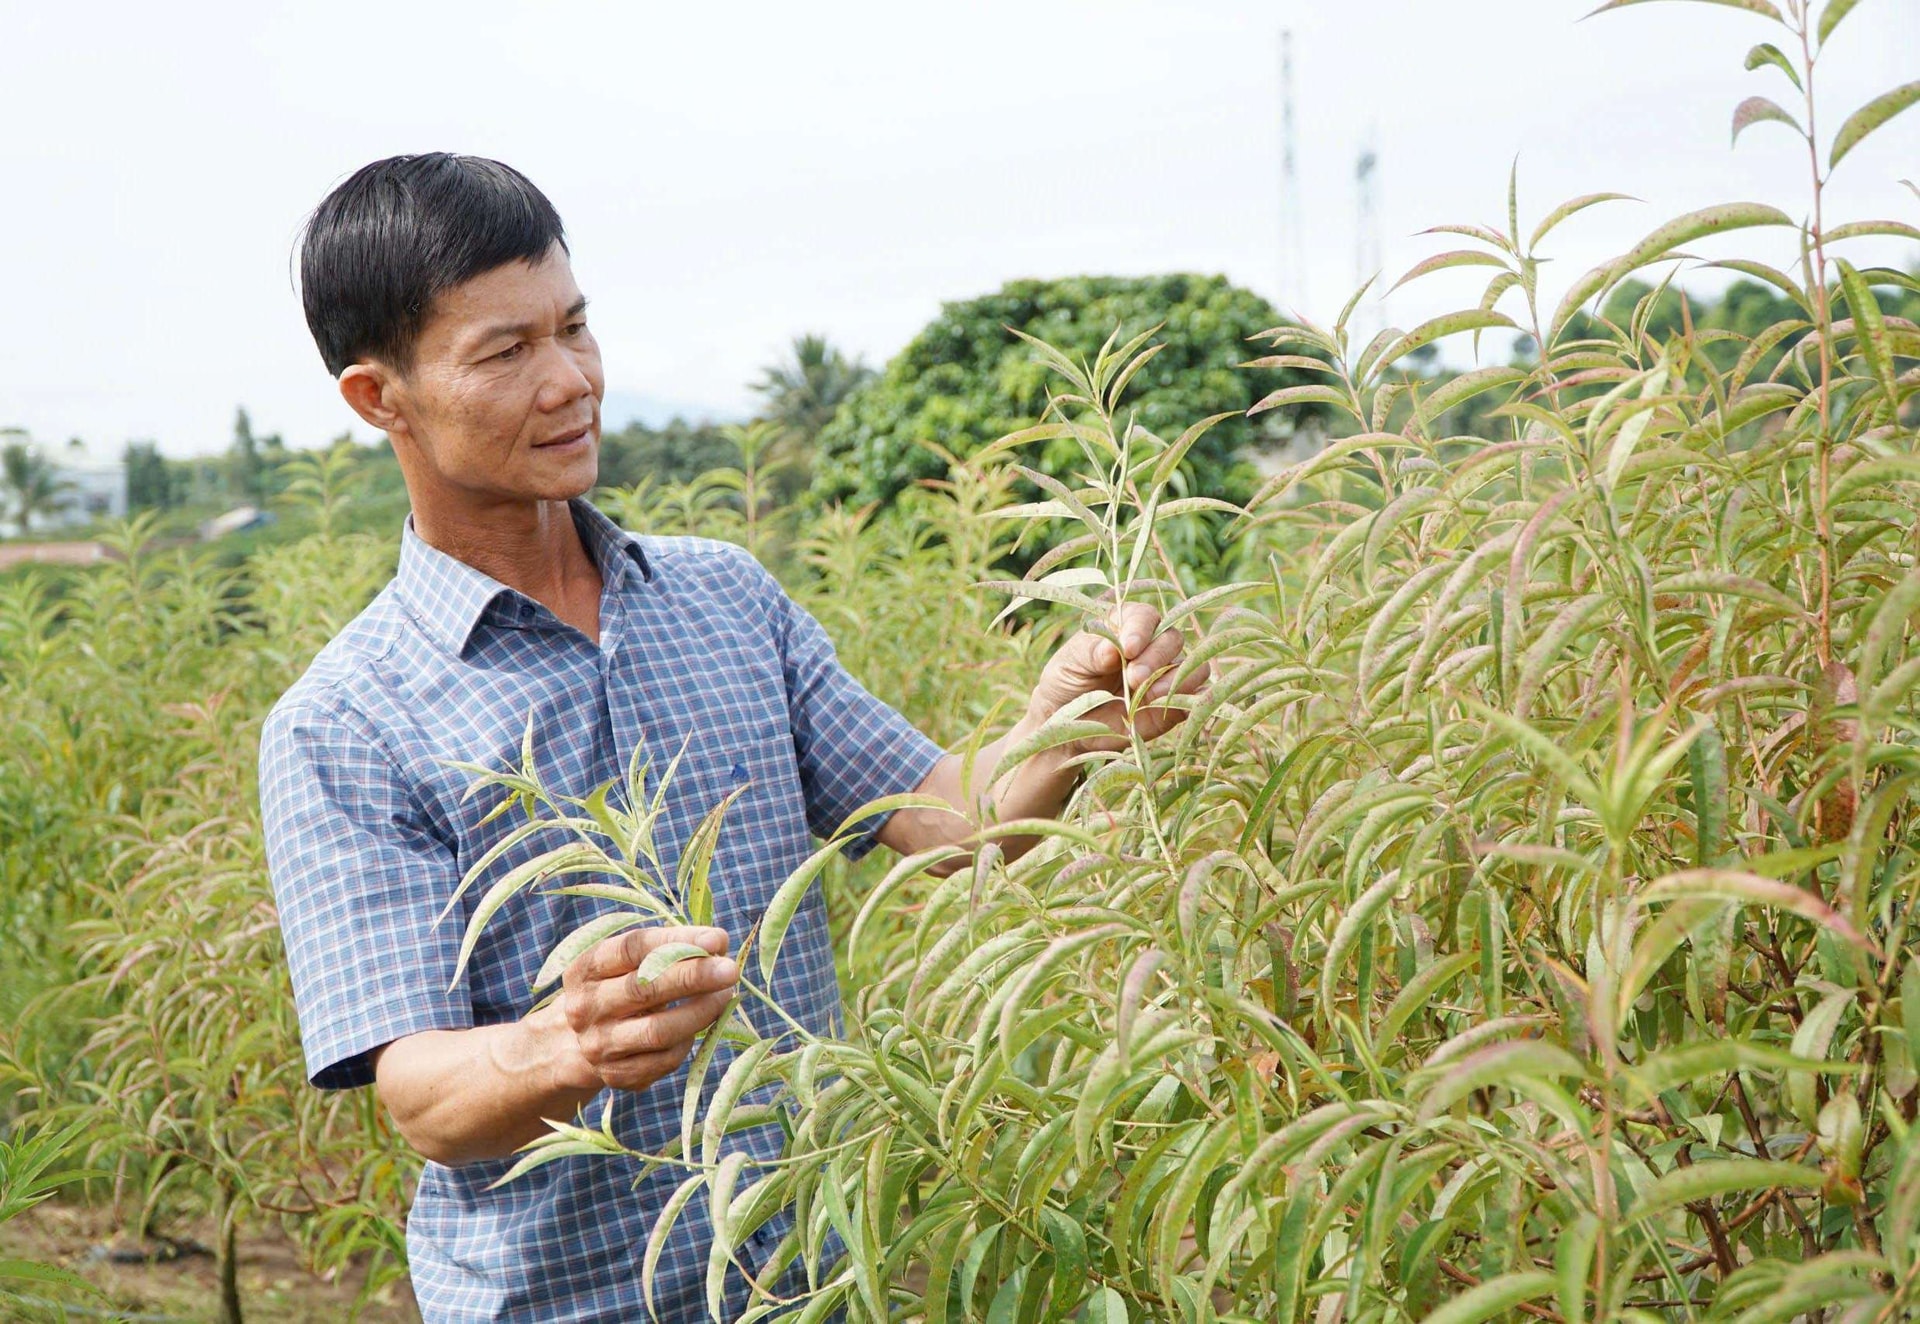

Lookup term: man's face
[380,243,603,505]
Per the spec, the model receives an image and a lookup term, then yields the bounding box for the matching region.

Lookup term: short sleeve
[754,565,946,859]
[259,697,473,1090]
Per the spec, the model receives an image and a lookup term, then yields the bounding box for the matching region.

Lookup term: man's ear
[338,363,406,435]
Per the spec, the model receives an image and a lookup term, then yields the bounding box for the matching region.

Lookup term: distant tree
[596,418,740,491]
[1,440,71,534]
[752,334,875,447]
[225,407,265,505]
[124,441,184,512]
[809,274,1323,510]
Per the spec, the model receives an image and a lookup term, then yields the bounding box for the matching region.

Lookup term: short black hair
[298,154,568,377]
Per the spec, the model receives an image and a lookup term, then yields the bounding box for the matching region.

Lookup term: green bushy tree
[457,2,1920,1320]
[0,463,414,1320]
[809,274,1323,512]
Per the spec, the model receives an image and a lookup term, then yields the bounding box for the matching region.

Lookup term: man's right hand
[372,924,739,1166]
[558,925,739,1092]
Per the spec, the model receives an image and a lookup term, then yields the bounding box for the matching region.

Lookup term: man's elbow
[370,1042,463,1166]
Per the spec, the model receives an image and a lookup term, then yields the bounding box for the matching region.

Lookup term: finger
[1146,658,1212,701]
[566,949,739,1030]
[566,924,729,988]
[597,1042,698,1093]
[1123,627,1185,691]
[1066,620,1123,677]
[1106,603,1162,659]
[580,990,734,1064]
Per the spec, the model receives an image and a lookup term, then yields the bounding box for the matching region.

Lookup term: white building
[54,460,128,526]
[0,458,128,537]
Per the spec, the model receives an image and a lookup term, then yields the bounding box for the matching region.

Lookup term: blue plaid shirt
[259,499,944,1322]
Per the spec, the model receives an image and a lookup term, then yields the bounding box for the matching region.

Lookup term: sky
[0,0,1915,461]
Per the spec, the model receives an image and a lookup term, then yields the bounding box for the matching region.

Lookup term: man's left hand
[1028,602,1211,752]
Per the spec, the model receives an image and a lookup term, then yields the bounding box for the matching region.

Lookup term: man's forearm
[372,1002,601,1166]
[881,708,1082,863]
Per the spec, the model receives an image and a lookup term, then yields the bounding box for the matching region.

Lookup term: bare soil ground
[0,1202,419,1323]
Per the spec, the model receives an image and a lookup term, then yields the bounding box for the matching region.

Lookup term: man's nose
[534,340,595,412]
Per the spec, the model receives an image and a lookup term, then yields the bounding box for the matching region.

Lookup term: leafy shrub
[0,463,414,1321]
[461,2,1920,1320]
[0,1119,100,1311]
[810,274,1323,512]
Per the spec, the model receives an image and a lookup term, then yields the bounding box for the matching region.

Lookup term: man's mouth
[534,425,593,450]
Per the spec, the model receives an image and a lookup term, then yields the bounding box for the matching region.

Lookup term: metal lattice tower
[1353,134,1383,336]
[1278,30,1308,314]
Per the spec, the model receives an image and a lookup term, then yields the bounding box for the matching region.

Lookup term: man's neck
[413,494,604,642]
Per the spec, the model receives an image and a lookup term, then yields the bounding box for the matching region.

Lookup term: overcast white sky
[1,0,1914,459]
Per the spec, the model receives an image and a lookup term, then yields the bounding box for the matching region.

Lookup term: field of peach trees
[3,1,1920,1320]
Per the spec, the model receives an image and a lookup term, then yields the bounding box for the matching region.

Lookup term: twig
[1436,1259,1567,1323]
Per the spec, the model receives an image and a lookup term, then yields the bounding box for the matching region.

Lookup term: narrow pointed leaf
[1732,95,1801,143]
[1831,81,1920,168]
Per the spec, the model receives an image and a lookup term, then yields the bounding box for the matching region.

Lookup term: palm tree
[750,334,875,448]
[1,440,71,535]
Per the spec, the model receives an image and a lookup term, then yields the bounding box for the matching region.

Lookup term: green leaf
[1789,988,1856,1129]
[1040,1208,1088,1321]
[1602,356,1672,490]
[1415,365,1529,425]
[643,1174,707,1321]
[681,1001,737,1162]
[677,787,745,929]
[1905,957,1920,1082]
[1625,1159,1823,1224]
[1246,383,1352,417]
[1528,192,1638,251]
[1624,1039,1854,1102]
[1084,1286,1129,1324]
[1689,726,1727,866]
[1818,0,1861,45]
[1149,411,1242,488]
[533,911,651,991]
[1551,202,1794,339]
[1744,42,1802,90]
[0,1258,106,1298]
[977,577,1103,618]
[1464,701,1604,807]
[756,838,847,982]
[1639,869,1875,953]
[1825,219,1920,245]
[1830,81,1920,169]
[1419,1270,1557,1324]
[448,842,609,991]
[1320,869,1407,1012]
[705,1151,749,1320]
[1375,310,1519,373]
[832,792,962,840]
[702,1038,774,1165]
[634,941,714,988]
[1415,1040,1588,1120]
[1732,95,1801,143]
[1837,258,1900,405]
[1554,1214,1599,1324]
[1387,249,1511,295]
[1586,0,1782,15]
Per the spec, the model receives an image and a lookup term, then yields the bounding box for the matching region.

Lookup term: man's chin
[525,447,599,502]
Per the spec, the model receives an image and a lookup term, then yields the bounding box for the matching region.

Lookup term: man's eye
[564,321,587,337]
[495,343,523,361]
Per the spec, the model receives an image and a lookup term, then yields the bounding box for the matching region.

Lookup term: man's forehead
[427,248,582,336]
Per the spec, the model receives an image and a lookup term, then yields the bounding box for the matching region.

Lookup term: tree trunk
[213,1176,243,1324]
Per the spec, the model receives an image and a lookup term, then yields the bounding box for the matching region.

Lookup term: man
[261,153,1203,1322]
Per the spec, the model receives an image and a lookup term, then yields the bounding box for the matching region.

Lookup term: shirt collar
[393,498,651,658]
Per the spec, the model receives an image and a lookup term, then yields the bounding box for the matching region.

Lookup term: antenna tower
[1353,133,1383,337]
[1278,30,1307,314]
